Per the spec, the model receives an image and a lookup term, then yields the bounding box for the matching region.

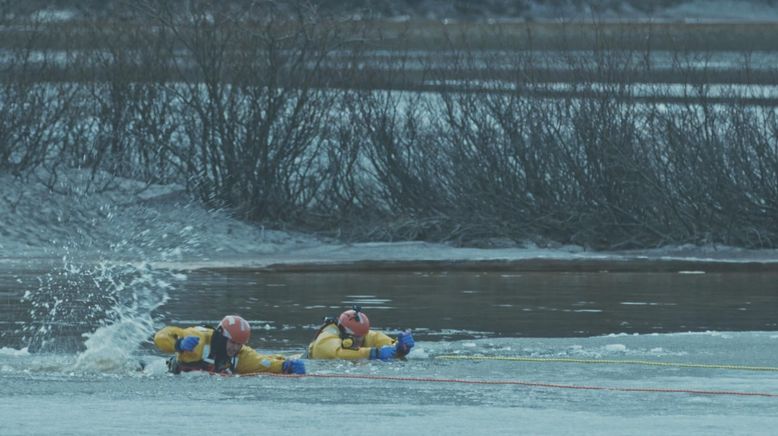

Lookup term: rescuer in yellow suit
[154,314,305,375]
[307,306,415,360]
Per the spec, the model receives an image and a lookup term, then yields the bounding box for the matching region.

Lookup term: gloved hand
[282,359,306,375]
[395,330,415,356]
[175,336,200,352]
[370,345,397,361]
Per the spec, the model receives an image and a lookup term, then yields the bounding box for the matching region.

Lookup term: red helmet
[219,315,251,345]
[338,309,370,337]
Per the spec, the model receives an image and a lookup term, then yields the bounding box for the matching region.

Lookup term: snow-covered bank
[0,170,315,262]
[2,169,777,270]
[150,243,778,272]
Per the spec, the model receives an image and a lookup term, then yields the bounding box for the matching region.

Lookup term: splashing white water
[71,263,176,373]
[18,256,181,373]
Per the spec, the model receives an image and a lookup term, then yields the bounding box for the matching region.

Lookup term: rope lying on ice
[245,372,778,398]
[434,355,778,372]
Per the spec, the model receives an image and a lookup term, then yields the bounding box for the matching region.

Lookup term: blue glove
[370,345,397,361]
[282,359,306,374]
[175,336,199,352]
[395,330,415,356]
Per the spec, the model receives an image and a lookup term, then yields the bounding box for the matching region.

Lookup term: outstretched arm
[234,347,305,375]
[366,330,416,360]
[316,334,374,359]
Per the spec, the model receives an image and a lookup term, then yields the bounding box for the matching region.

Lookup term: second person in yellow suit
[307,306,415,360]
[154,314,305,375]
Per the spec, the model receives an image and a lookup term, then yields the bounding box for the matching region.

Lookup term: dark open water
[167,269,778,347]
[3,263,776,351]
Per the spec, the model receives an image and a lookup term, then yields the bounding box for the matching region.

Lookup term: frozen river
[1,262,778,435]
[2,332,778,435]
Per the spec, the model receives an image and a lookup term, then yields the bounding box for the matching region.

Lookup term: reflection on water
[2,267,777,351]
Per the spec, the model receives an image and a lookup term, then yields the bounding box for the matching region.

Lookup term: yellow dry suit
[306,322,398,360]
[154,325,288,375]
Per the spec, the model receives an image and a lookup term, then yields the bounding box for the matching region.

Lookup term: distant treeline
[1,2,777,249]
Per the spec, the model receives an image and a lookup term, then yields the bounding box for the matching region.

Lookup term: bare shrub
[139,1,349,225]
[3,8,778,248]
[0,15,75,177]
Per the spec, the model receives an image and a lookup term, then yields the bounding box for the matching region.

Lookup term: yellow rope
[435,355,778,372]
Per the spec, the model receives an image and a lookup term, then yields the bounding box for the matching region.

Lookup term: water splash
[18,255,181,373]
[72,263,178,373]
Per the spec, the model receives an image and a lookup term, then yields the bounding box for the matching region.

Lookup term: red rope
[244,372,778,398]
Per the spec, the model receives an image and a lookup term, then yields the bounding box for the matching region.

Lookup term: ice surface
[1,333,778,435]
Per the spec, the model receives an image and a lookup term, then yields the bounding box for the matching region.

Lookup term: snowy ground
[2,169,777,269]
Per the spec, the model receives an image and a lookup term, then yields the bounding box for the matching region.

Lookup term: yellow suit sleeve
[153,326,211,363]
[363,330,395,348]
[154,326,188,353]
[317,334,373,359]
[308,327,396,360]
[233,347,288,375]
